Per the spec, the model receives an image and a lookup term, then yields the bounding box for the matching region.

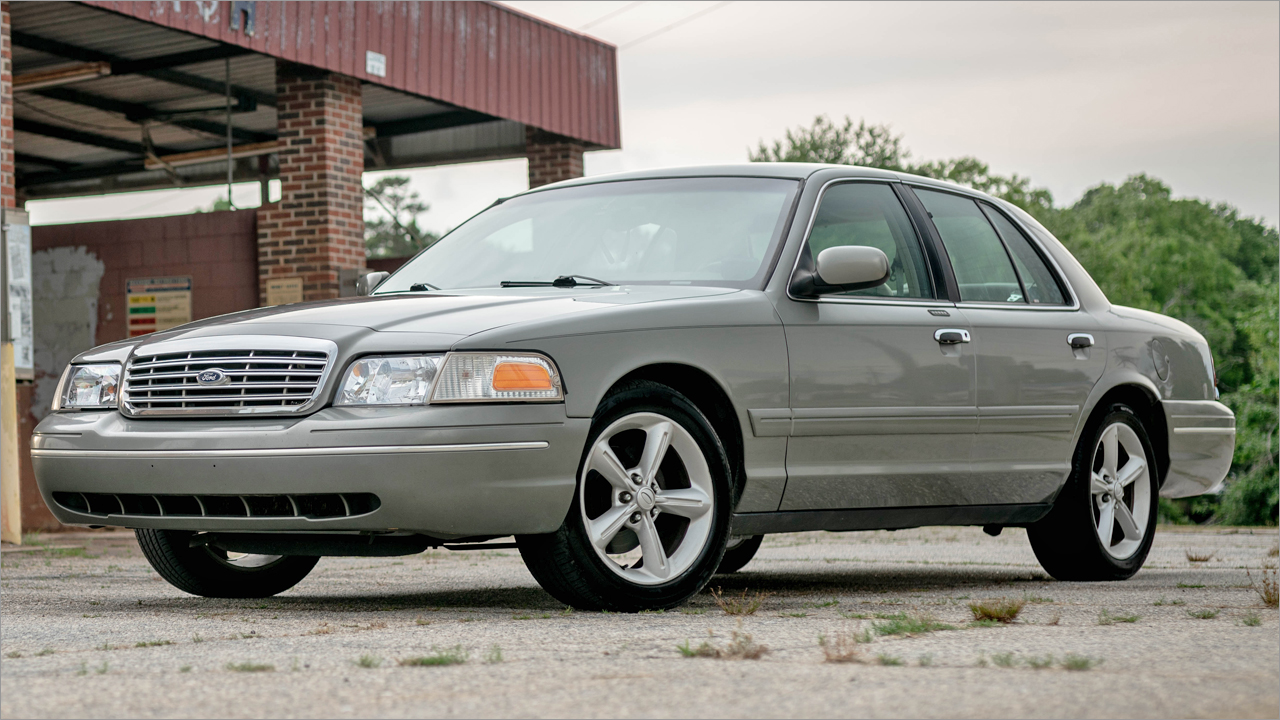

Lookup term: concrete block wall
[1,1,13,211]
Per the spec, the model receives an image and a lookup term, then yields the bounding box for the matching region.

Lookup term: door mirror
[356,271,390,296]
[791,246,891,297]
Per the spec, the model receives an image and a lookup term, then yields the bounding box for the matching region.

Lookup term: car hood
[121,285,740,350]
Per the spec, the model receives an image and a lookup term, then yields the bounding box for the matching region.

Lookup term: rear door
[774,181,977,511]
[910,188,1105,505]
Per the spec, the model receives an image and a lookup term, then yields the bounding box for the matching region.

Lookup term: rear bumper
[32,404,590,537]
[1161,400,1235,498]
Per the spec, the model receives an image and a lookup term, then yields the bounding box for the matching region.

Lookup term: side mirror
[790,246,891,297]
[355,271,390,296]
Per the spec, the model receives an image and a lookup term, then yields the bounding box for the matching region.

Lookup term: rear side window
[806,183,933,299]
[914,188,1022,303]
[980,206,1067,305]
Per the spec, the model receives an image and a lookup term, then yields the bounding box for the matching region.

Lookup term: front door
[911,188,1106,505]
[775,181,977,511]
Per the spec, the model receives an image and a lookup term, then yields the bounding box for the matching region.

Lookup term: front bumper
[1161,400,1236,498]
[32,404,591,537]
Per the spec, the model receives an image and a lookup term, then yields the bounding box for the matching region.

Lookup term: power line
[578,1,645,31]
[619,1,732,50]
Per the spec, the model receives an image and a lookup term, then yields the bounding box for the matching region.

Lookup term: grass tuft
[678,627,767,660]
[135,640,172,648]
[1241,612,1262,627]
[1187,608,1219,620]
[710,587,770,616]
[1153,597,1185,606]
[1176,582,1205,589]
[1185,550,1214,562]
[1097,610,1140,625]
[876,653,904,666]
[484,645,504,664]
[992,652,1018,668]
[1247,564,1278,608]
[225,662,273,673]
[968,597,1025,624]
[354,654,382,669]
[399,645,468,667]
[1026,654,1054,669]
[1061,653,1102,671]
[818,629,870,664]
[872,612,954,636]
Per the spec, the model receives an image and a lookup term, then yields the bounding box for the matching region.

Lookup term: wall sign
[1,209,33,379]
[366,51,387,78]
[127,276,193,337]
[265,277,304,306]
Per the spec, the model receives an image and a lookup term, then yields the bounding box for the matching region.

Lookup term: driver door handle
[934,328,971,344]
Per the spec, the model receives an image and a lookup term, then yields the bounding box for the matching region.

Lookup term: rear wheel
[1028,405,1158,581]
[517,381,732,612]
[135,529,319,598]
[717,535,764,574]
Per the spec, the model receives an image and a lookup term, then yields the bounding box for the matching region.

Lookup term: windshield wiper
[500,275,614,288]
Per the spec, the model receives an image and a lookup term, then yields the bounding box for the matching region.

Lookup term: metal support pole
[225,57,235,209]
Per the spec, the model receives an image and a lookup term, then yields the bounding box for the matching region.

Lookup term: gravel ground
[1,525,1276,719]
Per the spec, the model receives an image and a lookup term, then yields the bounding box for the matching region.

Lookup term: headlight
[335,355,443,406]
[54,363,121,410]
[431,353,563,403]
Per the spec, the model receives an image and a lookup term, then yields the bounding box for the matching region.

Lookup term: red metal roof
[81,1,621,149]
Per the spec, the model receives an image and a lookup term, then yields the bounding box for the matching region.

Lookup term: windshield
[374,177,801,292]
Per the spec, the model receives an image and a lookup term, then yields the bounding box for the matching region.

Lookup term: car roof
[524,162,999,204]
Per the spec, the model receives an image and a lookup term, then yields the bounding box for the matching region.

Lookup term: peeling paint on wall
[31,247,105,421]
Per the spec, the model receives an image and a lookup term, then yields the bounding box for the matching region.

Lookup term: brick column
[256,62,364,303]
[526,127,584,189]
[1,1,14,211]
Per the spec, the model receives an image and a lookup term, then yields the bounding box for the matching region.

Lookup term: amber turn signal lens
[492,361,554,391]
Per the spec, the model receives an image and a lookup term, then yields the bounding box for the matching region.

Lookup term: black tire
[135,529,319,598]
[1028,404,1159,581]
[517,380,733,612]
[717,535,764,574]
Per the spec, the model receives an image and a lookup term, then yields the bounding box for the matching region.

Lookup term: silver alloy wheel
[580,411,715,585]
[1090,422,1151,559]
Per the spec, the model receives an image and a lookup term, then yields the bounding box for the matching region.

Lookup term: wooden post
[0,341,19,544]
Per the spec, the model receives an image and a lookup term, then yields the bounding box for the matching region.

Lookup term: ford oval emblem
[196,368,230,386]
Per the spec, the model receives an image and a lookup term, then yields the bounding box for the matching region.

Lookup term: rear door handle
[1068,333,1094,349]
[934,328,971,344]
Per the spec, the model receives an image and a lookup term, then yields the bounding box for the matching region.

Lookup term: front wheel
[1028,405,1159,581]
[717,535,764,574]
[136,529,319,598]
[517,380,732,611]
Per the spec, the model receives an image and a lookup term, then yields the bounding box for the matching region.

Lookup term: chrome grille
[123,348,331,416]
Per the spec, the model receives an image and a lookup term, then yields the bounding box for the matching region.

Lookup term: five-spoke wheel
[1090,421,1151,559]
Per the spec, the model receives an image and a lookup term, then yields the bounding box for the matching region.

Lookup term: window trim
[903,183,1080,312]
[784,178,951,307]
[977,201,1072,307]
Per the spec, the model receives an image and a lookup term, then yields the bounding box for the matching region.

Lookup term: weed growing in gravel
[781,612,808,618]
[1270,545,1279,558]
[32,648,54,657]
[355,654,382,669]
[1024,596,1054,604]
[1247,564,1278,608]
[1185,550,1214,562]
[678,627,767,660]
[992,652,1017,667]
[95,642,114,651]
[1241,613,1262,627]
[414,618,431,626]
[399,646,468,667]
[968,597,1025,624]
[1176,582,1205,589]
[1153,597,1186,606]
[1097,610,1140,625]
[818,629,870,663]
[95,661,109,674]
[807,599,840,609]
[877,654,904,666]
[484,645,503,664]
[839,612,870,619]
[917,654,934,667]
[677,639,719,658]
[969,618,1001,628]
[872,612,954,636]
[679,608,707,615]
[710,587,770,616]
[180,666,192,673]
[1062,654,1101,671]
[1187,609,1219,620]
[4,651,20,658]
[1026,655,1054,669]
[225,662,273,673]
[135,640,172,647]
[974,653,988,667]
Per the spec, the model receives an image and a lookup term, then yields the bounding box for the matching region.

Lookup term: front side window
[374,177,800,292]
[980,205,1067,305]
[805,182,932,299]
[914,188,1023,304]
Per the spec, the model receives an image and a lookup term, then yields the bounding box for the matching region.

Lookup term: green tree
[749,115,1053,213]
[363,176,439,258]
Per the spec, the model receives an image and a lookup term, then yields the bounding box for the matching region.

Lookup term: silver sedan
[32,164,1236,611]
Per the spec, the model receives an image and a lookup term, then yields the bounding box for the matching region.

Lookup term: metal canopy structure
[9,1,620,200]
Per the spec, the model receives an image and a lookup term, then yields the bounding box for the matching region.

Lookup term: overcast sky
[28,1,1279,234]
